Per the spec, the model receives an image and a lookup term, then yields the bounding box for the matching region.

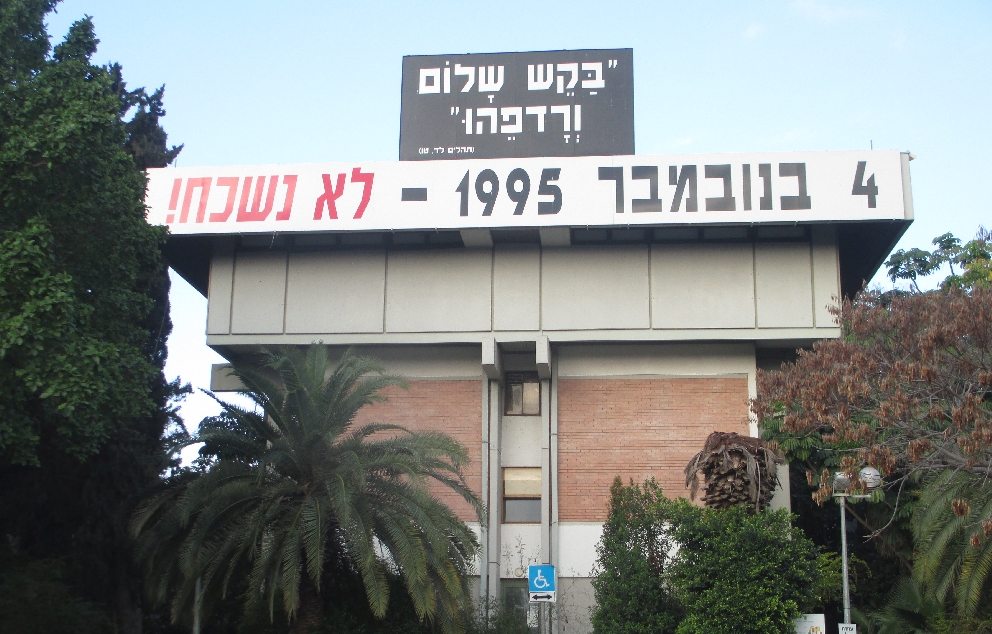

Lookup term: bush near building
[592,478,821,634]
[591,478,683,634]
[668,503,819,634]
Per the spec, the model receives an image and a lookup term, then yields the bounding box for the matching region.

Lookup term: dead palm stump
[684,431,785,512]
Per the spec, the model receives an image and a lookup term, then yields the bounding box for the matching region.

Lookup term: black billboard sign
[400,49,633,161]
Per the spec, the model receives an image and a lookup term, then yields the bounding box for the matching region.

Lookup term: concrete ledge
[210,364,244,392]
[207,327,840,348]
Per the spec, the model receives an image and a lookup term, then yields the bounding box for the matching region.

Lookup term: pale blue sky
[45,0,992,435]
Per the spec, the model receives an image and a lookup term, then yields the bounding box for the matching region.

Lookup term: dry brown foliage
[753,287,992,502]
[684,431,784,511]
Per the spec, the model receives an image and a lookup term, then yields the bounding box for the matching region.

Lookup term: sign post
[528,564,556,603]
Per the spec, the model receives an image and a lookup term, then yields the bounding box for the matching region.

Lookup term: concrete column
[479,378,490,605]
[487,379,502,605]
[540,378,551,563]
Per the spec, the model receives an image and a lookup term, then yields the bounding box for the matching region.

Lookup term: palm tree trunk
[115,551,143,634]
[290,577,325,634]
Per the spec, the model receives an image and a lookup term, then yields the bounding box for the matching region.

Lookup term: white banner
[145,150,908,235]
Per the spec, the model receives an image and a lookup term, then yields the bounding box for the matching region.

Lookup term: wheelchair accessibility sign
[528,564,556,603]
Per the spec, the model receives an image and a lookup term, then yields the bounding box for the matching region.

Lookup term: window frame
[502,466,542,524]
[502,497,542,524]
[504,372,541,416]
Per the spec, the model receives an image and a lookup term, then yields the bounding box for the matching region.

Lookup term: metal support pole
[193,577,202,634]
[840,497,851,624]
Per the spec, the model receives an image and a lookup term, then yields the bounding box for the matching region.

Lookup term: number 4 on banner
[852,161,878,208]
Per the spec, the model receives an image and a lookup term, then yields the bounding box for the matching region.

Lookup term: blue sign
[528,564,556,594]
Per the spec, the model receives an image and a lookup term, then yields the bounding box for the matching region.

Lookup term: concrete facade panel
[207,250,234,335]
[352,381,483,522]
[557,343,756,378]
[284,251,385,334]
[499,523,542,578]
[650,243,756,329]
[811,227,841,328]
[493,244,541,331]
[557,377,750,522]
[557,577,596,634]
[542,246,650,331]
[230,251,287,334]
[755,242,814,328]
[501,416,543,467]
[558,523,603,577]
[345,345,483,379]
[385,249,493,333]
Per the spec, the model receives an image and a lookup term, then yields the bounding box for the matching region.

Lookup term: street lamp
[833,467,881,626]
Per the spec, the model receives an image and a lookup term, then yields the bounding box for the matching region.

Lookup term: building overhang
[165,218,909,302]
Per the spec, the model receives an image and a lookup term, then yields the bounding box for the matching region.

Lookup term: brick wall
[557,378,749,522]
[352,381,482,522]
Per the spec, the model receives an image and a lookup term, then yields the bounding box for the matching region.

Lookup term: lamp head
[833,472,852,491]
[859,466,882,490]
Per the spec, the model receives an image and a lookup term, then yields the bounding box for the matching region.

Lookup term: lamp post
[832,467,881,626]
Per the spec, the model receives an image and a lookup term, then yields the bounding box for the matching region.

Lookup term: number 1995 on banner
[456,167,562,217]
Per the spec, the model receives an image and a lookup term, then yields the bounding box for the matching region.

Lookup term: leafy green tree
[947,228,992,290]
[0,0,180,465]
[668,503,820,634]
[0,543,110,634]
[885,246,942,293]
[885,229,991,292]
[133,346,483,634]
[591,477,682,634]
[0,1,185,632]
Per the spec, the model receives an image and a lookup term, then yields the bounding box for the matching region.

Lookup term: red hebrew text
[238,175,280,222]
[164,175,298,224]
[166,178,182,223]
[351,167,374,219]
[182,178,212,223]
[211,177,239,222]
[276,175,298,221]
[314,173,347,220]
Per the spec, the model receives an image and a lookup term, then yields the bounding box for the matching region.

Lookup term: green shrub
[591,478,683,634]
[592,478,821,634]
[0,546,109,634]
[464,599,532,634]
[668,502,820,634]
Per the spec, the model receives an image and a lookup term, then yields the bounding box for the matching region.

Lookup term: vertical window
[503,467,542,523]
[505,372,540,415]
[501,579,529,625]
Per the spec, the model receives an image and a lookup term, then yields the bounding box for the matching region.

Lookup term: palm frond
[132,344,480,632]
[912,470,992,615]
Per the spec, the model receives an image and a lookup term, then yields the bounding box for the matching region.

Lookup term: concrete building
[153,150,913,632]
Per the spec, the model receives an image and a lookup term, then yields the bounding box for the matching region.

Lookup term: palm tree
[132,345,483,634]
[852,578,945,634]
[911,470,992,616]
